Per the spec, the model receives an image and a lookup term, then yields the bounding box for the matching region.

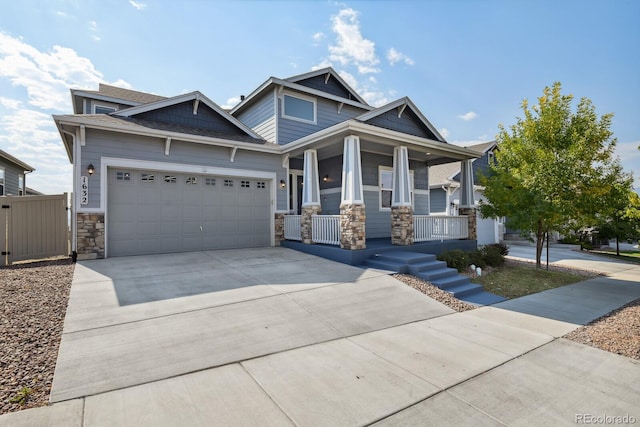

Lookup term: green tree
[480,82,619,267]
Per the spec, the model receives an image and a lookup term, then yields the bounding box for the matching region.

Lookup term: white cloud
[312,32,325,46]
[0,33,129,194]
[221,96,241,110]
[89,21,101,41]
[129,0,147,10]
[328,8,379,74]
[387,48,414,66]
[439,128,450,139]
[458,111,477,121]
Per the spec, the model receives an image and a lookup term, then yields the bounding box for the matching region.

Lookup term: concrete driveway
[2,246,640,426]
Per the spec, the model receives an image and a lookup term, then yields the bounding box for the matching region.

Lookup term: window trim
[378,166,414,211]
[281,91,317,124]
[0,167,4,196]
[92,102,118,114]
[18,174,24,196]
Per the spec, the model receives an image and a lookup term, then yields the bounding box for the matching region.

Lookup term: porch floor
[280,238,477,266]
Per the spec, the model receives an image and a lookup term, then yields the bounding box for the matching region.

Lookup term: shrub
[481,245,506,267]
[468,249,487,269]
[437,250,469,272]
[486,242,509,256]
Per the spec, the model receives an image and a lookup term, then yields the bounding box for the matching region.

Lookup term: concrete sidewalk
[1,247,639,426]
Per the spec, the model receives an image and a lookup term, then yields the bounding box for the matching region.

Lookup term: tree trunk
[615,217,620,256]
[535,220,544,268]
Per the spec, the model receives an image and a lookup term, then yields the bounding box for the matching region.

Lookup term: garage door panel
[108,169,271,256]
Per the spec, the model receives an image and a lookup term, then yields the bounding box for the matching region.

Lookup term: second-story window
[282,92,316,124]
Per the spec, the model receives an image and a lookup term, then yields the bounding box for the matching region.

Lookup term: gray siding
[430,188,447,213]
[364,191,390,238]
[134,102,247,136]
[414,193,429,215]
[81,129,286,210]
[365,109,437,140]
[361,152,392,186]
[236,92,276,143]
[318,155,342,191]
[320,191,341,215]
[0,160,22,195]
[278,95,366,145]
[295,75,356,100]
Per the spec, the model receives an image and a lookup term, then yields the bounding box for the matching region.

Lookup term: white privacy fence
[284,215,302,241]
[312,215,340,245]
[414,215,469,242]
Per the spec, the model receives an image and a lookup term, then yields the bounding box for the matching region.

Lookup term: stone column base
[274,213,285,246]
[391,205,414,246]
[77,213,105,260]
[340,204,366,250]
[301,205,322,244]
[459,207,477,240]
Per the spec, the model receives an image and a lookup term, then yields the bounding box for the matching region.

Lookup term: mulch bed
[0,259,75,415]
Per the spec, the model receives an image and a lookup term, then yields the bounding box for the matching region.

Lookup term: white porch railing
[312,215,341,245]
[284,215,302,241]
[414,215,469,242]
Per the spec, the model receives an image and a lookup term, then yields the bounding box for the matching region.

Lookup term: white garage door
[107,169,271,256]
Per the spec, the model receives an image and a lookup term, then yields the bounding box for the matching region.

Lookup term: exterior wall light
[280,179,286,188]
[323,175,329,182]
[87,163,95,176]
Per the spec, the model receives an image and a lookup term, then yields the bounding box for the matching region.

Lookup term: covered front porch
[277,119,481,254]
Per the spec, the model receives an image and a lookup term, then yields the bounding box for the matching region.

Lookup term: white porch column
[340,135,366,250]
[301,149,322,244]
[459,159,477,240]
[391,146,413,245]
[459,159,475,208]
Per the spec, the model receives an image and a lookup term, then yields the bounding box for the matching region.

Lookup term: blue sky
[1,0,638,194]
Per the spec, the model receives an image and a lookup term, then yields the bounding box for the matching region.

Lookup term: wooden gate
[1,194,69,266]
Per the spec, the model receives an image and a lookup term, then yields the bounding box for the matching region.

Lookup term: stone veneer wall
[77,213,105,260]
[274,213,285,246]
[301,205,322,244]
[340,204,366,250]
[391,206,414,246]
[459,207,477,240]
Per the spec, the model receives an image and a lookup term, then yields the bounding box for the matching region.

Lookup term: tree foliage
[479,82,620,267]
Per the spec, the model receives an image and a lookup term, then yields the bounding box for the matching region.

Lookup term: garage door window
[224,179,233,187]
[186,176,198,185]
[256,181,266,189]
[205,178,216,186]
[116,171,131,181]
[141,173,155,182]
[164,175,177,183]
[241,180,250,188]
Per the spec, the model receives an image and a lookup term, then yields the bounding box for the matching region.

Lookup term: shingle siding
[134,102,246,136]
[81,129,286,210]
[294,75,355,100]
[364,109,437,140]
[236,92,276,143]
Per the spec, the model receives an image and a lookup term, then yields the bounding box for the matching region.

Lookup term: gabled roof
[429,141,496,187]
[230,67,373,116]
[285,68,367,104]
[356,97,447,143]
[0,149,35,172]
[71,84,167,114]
[114,91,262,139]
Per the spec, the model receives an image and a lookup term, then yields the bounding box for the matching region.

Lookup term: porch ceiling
[283,120,480,166]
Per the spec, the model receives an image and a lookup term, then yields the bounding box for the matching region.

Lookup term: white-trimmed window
[282,92,316,124]
[379,166,414,210]
[18,174,24,195]
[92,103,117,114]
[0,167,4,195]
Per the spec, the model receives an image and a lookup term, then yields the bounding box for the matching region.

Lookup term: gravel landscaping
[0,259,74,415]
[393,274,476,312]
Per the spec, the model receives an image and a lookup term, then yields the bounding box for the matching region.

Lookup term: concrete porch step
[444,282,484,298]
[410,266,459,282]
[373,252,436,265]
[430,274,471,290]
[407,260,448,274]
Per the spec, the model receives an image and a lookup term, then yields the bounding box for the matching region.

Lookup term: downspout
[441,185,449,215]
[23,170,32,195]
[60,129,78,259]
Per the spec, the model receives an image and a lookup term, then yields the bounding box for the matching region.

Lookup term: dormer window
[282,92,316,124]
[92,103,118,114]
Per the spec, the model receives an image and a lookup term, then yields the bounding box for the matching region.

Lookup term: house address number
[81,176,89,205]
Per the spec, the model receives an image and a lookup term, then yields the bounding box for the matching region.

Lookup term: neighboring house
[54,68,481,260]
[0,149,35,196]
[429,141,504,245]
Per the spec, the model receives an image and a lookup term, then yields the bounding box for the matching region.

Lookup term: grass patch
[589,250,640,264]
[473,263,592,299]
